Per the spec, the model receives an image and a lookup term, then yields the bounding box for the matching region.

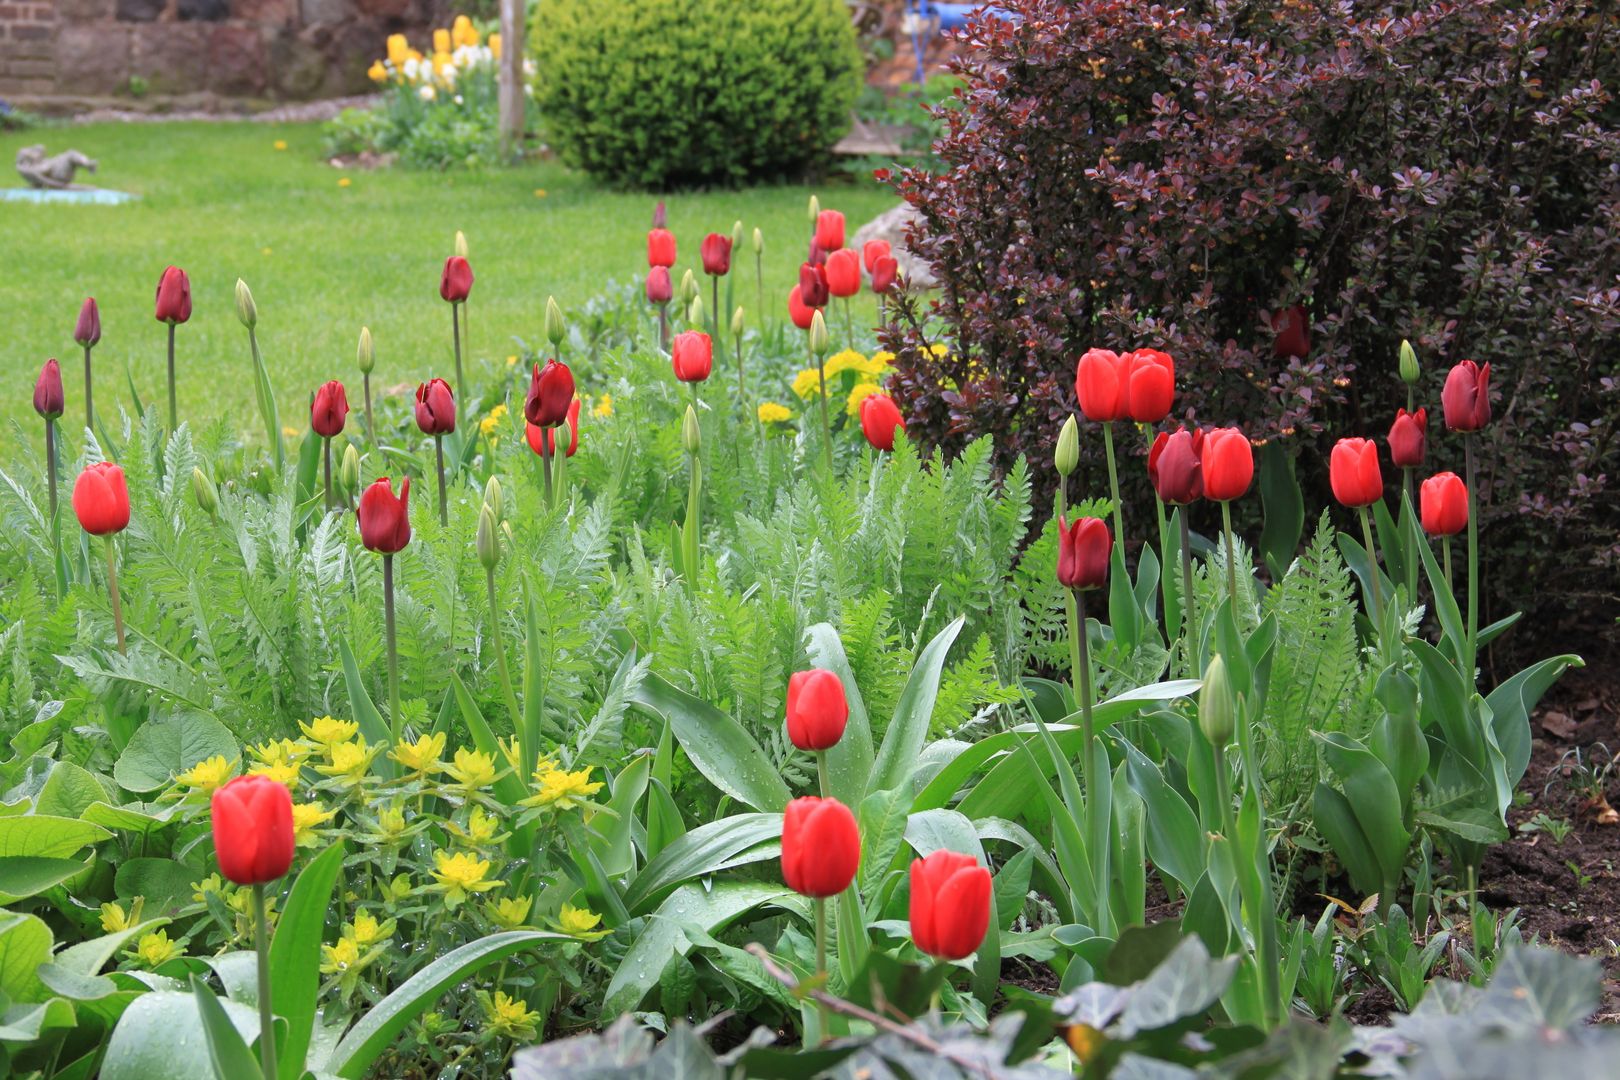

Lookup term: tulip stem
[1101,423,1124,557]
[44,418,58,521]
[538,438,554,509]
[104,534,125,655]
[843,297,855,351]
[1464,435,1479,688]
[1180,508,1199,677]
[1403,467,1418,602]
[816,350,833,473]
[816,751,830,798]
[166,322,177,432]
[451,303,465,407]
[1220,499,1240,618]
[1072,587,1095,802]
[735,333,747,423]
[755,252,764,329]
[1443,535,1454,593]
[486,568,523,736]
[382,553,401,741]
[434,435,448,527]
[253,882,278,1080]
[814,896,830,1045]
[711,276,721,346]
[322,437,332,511]
[83,345,95,433]
[684,384,702,582]
[658,304,669,353]
[363,372,375,445]
[1358,505,1385,635]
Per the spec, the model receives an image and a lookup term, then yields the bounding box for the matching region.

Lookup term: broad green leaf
[631,671,790,813]
[270,842,345,1080]
[35,761,113,818]
[868,616,965,798]
[0,996,76,1044]
[102,990,261,1080]
[1310,783,1382,900]
[623,813,781,915]
[804,623,875,808]
[56,919,171,978]
[593,753,651,878]
[112,712,237,794]
[0,911,54,1003]
[1258,442,1304,580]
[1115,935,1237,1037]
[0,855,92,903]
[1318,732,1409,891]
[114,857,201,917]
[0,815,110,859]
[82,801,179,832]
[337,638,394,779]
[856,787,910,900]
[190,975,263,1080]
[1484,654,1581,791]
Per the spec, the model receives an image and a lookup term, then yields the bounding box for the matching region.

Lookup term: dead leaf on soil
[1541,710,1578,739]
[1581,794,1620,826]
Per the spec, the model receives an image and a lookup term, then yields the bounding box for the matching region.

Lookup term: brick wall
[0,0,453,104]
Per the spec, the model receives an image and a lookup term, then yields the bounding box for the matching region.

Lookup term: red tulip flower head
[525,360,575,428]
[1075,348,1127,422]
[1201,428,1254,501]
[824,248,861,299]
[1125,349,1175,423]
[154,265,192,324]
[1271,304,1309,359]
[311,380,349,438]
[357,476,411,553]
[1330,438,1383,508]
[414,377,456,435]
[527,397,581,459]
[700,233,732,276]
[439,255,473,303]
[647,227,677,269]
[863,239,892,274]
[787,286,815,330]
[75,297,101,347]
[1387,407,1427,468]
[1420,472,1469,536]
[814,209,845,252]
[1442,360,1491,432]
[72,461,130,536]
[33,358,64,420]
[1148,426,1203,505]
[672,331,713,383]
[859,392,905,452]
[781,796,860,898]
[909,850,992,960]
[646,267,673,305]
[210,774,295,886]
[799,263,829,309]
[785,668,848,751]
[871,256,899,295]
[1057,515,1110,591]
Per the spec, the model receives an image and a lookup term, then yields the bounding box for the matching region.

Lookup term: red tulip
[33,358,64,420]
[1271,304,1309,359]
[646,266,673,305]
[210,774,295,886]
[863,239,892,274]
[814,210,845,252]
[672,331,713,383]
[1330,437,1383,508]
[785,668,848,751]
[439,256,473,303]
[527,397,580,459]
[825,249,861,299]
[652,201,667,229]
[909,850,992,960]
[1387,407,1427,468]
[1420,472,1468,536]
[414,377,455,436]
[871,256,899,295]
[1148,426,1202,505]
[1057,515,1110,591]
[799,263,829,309]
[72,461,130,536]
[1442,360,1491,432]
[648,227,677,269]
[1125,349,1175,423]
[788,286,815,331]
[1075,348,1126,422]
[700,233,732,276]
[357,476,411,553]
[154,266,192,324]
[1201,428,1254,502]
[781,796,859,898]
[859,392,905,451]
[75,297,101,347]
[525,360,575,428]
[311,380,349,438]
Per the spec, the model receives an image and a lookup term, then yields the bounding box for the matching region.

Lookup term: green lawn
[0,121,894,437]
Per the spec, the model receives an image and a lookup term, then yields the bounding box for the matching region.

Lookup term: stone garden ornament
[16,145,98,190]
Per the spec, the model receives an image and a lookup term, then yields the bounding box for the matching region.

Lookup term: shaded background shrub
[882,0,1620,651]
[532,0,863,189]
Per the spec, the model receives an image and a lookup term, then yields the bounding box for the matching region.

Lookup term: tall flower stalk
[156,266,191,431]
[357,477,411,739]
[358,326,377,444]
[75,298,100,433]
[809,310,833,472]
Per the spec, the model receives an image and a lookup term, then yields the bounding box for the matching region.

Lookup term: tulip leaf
[1311,782,1383,899]
[269,842,344,1080]
[1121,743,1205,895]
[337,638,394,780]
[1485,653,1582,794]
[623,813,782,916]
[804,622,875,807]
[631,670,790,813]
[102,989,261,1080]
[868,616,965,799]
[1258,442,1304,580]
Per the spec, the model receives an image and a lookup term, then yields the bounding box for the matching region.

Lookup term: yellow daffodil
[291,801,337,846]
[321,935,360,974]
[757,401,792,424]
[592,393,614,419]
[191,875,222,904]
[520,760,603,811]
[487,895,532,930]
[480,990,539,1041]
[846,381,882,417]
[300,716,358,746]
[430,850,499,908]
[446,747,498,792]
[557,903,609,941]
[315,738,377,783]
[174,755,233,794]
[389,731,446,775]
[134,929,181,967]
[347,909,393,948]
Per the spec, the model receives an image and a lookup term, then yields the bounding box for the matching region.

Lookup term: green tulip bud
[679,269,699,305]
[808,194,820,224]
[1055,415,1080,477]
[808,309,830,357]
[483,475,503,522]
[234,279,257,330]
[752,226,764,255]
[731,219,744,248]
[454,229,468,258]
[191,467,218,515]
[476,502,500,570]
[688,293,704,327]
[1199,654,1235,747]
[682,403,701,455]
[1399,339,1419,385]
[340,443,360,494]
[731,306,745,337]
[545,296,565,346]
[357,326,375,374]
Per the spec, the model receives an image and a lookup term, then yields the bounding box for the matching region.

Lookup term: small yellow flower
[291,801,337,846]
[520,760,603,812]
[390,731,446,775]
[337,177,352,188]
[134,929,181,967]
[174,755,233,794]
[249,760,300,786]
[254,738,306,764]
[592,393,614,419]
[451,805,501,847]
[367,60,387,82]
[791,366,825,400]
[824,349,866,378]
[273,139,288,150]
[489,32,502,59]
[757,401,793,424]
[505,354,519,367]
[557,903,609,941]
[487,895,533,930]
[432,27,450,53]
[191,875,222,904]
[929,343,949,358]
[374,803,408,839]
[100,901,132,933]
[533,188,547,198]
[446,747,498,792]
[385,874,414,902]
[430,850,500,908]
[262,247,273,256]
[481,990,539,1040]
[846,381,882,417]
[321,935,360,974]
[479,402,508,437]
[300,716,358,745]
[498,737,525,774]
[347,909,393,948]
[315,738,376,782]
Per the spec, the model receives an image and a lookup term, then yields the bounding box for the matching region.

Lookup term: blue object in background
[907,2,1016,83]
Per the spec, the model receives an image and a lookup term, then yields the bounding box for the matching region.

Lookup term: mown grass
[0,120,893,438]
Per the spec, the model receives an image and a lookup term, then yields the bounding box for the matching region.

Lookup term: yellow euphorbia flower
[480,990,539,1041]
[253,738,306,764]
[291,802,337,846]
[174,755,233,794]
[249,760,300,787]
[315,738,377,782]
[347,909,393,948]
[451,806,500,847]
[446,747,498,792]
[430,850,499,908]
[191,875,222,904]
[520,760,603,811]
[374,803,408,839]
[757,401,792,424]
[100,901,133,933]
[479,402,508,438]
[300,715,357,745]
[557,903,609,941]
[487,895,532,930]
[592,393,614,419]
[321,935,360,974]
[134,929,181,967]
[390,731,446,775]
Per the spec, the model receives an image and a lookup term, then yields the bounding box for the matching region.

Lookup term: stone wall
[0,0,453,105]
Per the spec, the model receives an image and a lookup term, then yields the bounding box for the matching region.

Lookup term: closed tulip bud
[808,310,830,356]
[701,232,733,276]
[525,360,574,428]
[799,263,829,309]
[652,200,667,229]
[454,229,468,258]
[1387,407,1427,469]
[785,668,849,751]
[311,380,349,439]
[545,296,565,346]
[1057,515,1111,591]
[688,293,704,328]
[807,194,820,224]
[72,461,131,536]
[646,267,673,305]
[909,850,993,960]
[672,331,713,383]
[1149,426,1203,504]
[1199,654,1235,746]
[340,443,360,494]
[210,774,295,885]
[1055,415,1080,477]
[787,286,815,331]
[753,226,764,255]
[647,227,676,269]
[154,265,192,324]
[476,502,500,569]
[439,255,473,304]
[74,297,101,348]
[191,467,218,515]
[679,269,699,305]
[234,278,257,329]
[356,476,411,553]
[33,358,64,420]
[871,255,899,295]
[483,475,503,522]
[814,209,846,252]
[357,326,375,374]
[1399,339,1419,385]
[859,392,905,452]
[1329,437,1383,508]
[1420,471,1469,536]
[1075,348,1127,423]
[1201,428,1254,502]
[731,220,743,249]
[824,248,861,298]
[1442,360,1491,432]
[1125,348,1175,424]
[414,377,456,435]
[682,403,701,455]
[781,796,860,898]
[731,306,745,337]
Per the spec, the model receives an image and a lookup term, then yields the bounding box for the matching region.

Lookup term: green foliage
[532,0,863,188]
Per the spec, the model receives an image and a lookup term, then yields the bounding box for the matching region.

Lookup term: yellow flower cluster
[519,756,604,811]
[480,989,540,1040]
[757,401,793,424]
[479,401,508,439]
[174,755,234,796]
[790,349,894,406]
[366,15,525,100]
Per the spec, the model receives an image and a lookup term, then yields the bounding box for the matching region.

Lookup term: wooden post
[498,0,526,151]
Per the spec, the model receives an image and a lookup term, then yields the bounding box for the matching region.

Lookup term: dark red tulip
[1442,360,1491,432]
[210,774,295,886]
[154,266,191,324]
[33,358,64,420]
[1420,472,1468,536]
[781,796,859,898]
[785,668,848,751]
[787,286,815,331]
[1125,349,1175,423]
[700,233,732,276]
[1271,304,1309,359]
[527,397,580,459]
[1202,428,1254,502]
[651,201,667,229]
[439,256,473,303]
[863,239,892,274]
[1387,407,1427,468]
[814,210,845,252]
[909,850,992,960]
[75,298,101,348]
[647,266,673,305]
[1149,426,1203,505]
[72,461,130,536]
[799,263,829,309]
[1057,515,1110,591]
[671,331,713,383]
[357,476,411,553]
[1075,348,1127,423]
[825,249,861,299]
[311,381,349,438]
[1330,437,1383,508]
[859,392,905,452]
[648,227,677,269]
[525,360,574,428]
[414,377,455,436]
[871,256,899,295]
